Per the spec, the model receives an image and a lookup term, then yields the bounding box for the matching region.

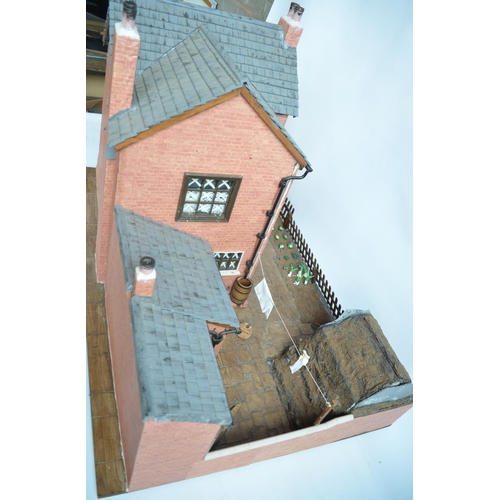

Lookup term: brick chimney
[96,1,140,283]
[278,3,305,48]
[132,257,156,297]
[108,1,140,116]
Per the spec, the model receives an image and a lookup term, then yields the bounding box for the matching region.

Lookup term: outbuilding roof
[107,0,299,117]
[115,205,238,424]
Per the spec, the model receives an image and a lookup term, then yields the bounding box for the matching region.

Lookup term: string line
[258,259,329,405]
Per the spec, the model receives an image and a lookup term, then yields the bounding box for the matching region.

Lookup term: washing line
[258,260,330,407]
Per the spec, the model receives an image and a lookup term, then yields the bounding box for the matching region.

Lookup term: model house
[91,0,412,493]
[96,0,308,291]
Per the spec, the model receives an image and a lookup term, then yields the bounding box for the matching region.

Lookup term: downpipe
[244,163,313,278]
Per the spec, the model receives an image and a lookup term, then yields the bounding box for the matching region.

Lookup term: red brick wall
[277,114,288,126]
[114,95,298,288]
[108,26,139,117]
[278,18,304,48]
[187,404,413,480]
[95,45,113,282]
[105,218,144,483]
[121,403,412,491]
[96,26,139,282]
[128,420,220,492]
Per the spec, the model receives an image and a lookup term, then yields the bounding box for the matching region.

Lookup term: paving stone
[238,380,255,394]
[235,339,251,351]
[238,420,250,441]
[227,365,244,383]
[245,392,265,411]
[260,373,274,387]
[220,351,238,366]
[250,427,269,441]
[224,425,242,444]
[219,366,232,386]
[225,386,240,404]
[236,350,252,363]
[262,390,280,408]
[248,342,265,358]
[250,411,265,427]
[251,374,265,391]
[240,362,258,375]
[264,410,282,429]
[220,334,237,352]
[236,402,251,419]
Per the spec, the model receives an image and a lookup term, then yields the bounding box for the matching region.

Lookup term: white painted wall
[86,113,102,168]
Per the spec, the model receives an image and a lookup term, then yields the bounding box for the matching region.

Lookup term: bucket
[230,277,253,305]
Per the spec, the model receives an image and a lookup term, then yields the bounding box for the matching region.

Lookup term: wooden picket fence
[280,199,344,319]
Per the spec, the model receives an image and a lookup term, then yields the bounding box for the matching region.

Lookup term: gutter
[244,163,313,278]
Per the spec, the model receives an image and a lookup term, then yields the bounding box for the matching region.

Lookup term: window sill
[219,270,241,276]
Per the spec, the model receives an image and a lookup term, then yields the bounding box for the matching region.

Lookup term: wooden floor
[87,168,127,496]
[86,167,335,494]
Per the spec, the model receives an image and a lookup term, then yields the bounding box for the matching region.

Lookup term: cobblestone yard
[212,221,334,450]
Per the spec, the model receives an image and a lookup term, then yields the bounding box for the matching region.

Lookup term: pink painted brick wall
[128,420,221,491]
[278,18,304,48]
[114,95,298,288]
[187,404,413,480]
[105,218,144,483]
[96,27,139,282]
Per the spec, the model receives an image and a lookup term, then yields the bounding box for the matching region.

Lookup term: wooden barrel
[230,277,253,305]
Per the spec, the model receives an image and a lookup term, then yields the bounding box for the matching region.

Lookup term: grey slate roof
[115,205,238,424]
[107,0,299,117]
[131,300,232,424]
[107,26,309,165]
[108,25,244,147]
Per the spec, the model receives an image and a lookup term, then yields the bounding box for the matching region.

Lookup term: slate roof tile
[108,0,299,116]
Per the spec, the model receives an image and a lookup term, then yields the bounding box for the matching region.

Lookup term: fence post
[279,198,344,319]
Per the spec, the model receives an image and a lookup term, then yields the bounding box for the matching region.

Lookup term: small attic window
[214,252,243,276]
[176,173,242,222]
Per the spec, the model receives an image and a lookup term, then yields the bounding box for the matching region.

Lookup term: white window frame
[214,251,244,276]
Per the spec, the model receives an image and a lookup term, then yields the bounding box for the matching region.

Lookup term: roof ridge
[193,25,248,86]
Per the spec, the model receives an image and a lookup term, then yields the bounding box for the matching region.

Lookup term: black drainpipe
[210,327,242,347]
[244,163,313,278]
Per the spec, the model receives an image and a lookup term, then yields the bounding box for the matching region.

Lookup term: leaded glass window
[214,252,243,273]
[176,174,242,222]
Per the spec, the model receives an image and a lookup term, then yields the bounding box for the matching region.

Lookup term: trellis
[280,199,344,319]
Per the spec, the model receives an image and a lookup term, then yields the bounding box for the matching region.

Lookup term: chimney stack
[132,257,156,297]
[108,0,140,116]
[278,3,305,48]
[121,0,138,30]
